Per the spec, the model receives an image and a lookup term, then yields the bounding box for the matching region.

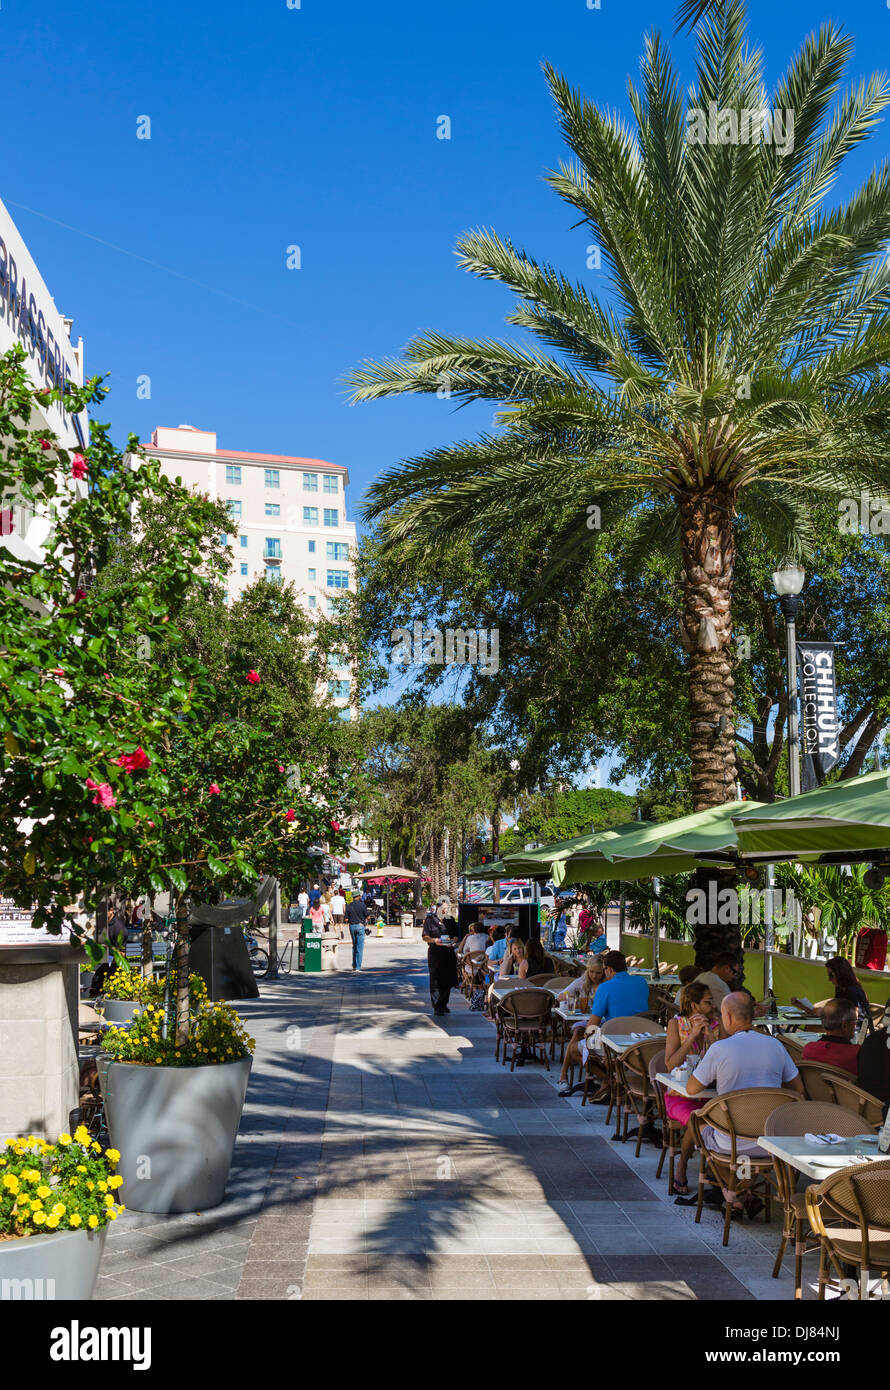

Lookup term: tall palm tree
[348,0,890,813]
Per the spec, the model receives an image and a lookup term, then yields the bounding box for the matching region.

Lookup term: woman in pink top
[663,982,722,1195]
[308,904,325,931]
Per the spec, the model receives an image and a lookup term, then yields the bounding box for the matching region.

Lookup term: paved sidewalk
[94,936,808,1301]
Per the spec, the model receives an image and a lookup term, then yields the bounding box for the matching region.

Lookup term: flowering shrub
[101,965,207,1007]
[102,998,255,1067]
[0,1128,124,1239]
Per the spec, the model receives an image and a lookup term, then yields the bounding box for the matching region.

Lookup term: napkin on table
[804,1132,843,1145]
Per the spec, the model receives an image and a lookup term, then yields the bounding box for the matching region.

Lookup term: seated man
[687,991,804,1215]
[801,997,860,1076]
[857,1002,890,1118]
[588,951,651,1026]
[693,953,737,1010]
[588,921,609,955]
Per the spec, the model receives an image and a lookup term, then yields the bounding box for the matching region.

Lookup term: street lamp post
[772,561,806,797]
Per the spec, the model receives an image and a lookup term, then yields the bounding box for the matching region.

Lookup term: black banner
[797,641,840,791]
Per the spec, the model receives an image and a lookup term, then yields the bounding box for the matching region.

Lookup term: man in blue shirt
[588,923,609,955]
[485,926,507,964]
[589,951,650,1025]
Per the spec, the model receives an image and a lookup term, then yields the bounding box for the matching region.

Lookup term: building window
[308,595,317,609]
[240,563,248,576]
[302,473,318,492]
[308,567,316,582]
[225,464,242,485]
[265,565,282,586]
[326,542,349,561]
[303,507,318,525]
[327,570,349,589]
[220,533,228,546]
[323,475,338,494]
[226,500,242,519]
[328,679,350,699]
[326,596,337,615]
[264,468,280,488]
[327,652,347,670]
[308,539,316,553]
[323,509,338,527]
[265,503,280,517]
[264,538,281,559]
[239,535,248,548]
[338,707,352,721]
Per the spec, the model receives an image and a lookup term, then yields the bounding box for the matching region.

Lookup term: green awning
[731,769,890,857]
[551,800,762,885]
[501,821,642,877]
[464,859,506,879]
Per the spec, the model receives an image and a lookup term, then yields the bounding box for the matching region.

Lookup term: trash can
[300,931,323,973]
[400,912,414,940]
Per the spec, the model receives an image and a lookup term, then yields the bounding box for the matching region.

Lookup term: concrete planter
[97,999,142,1025]
[98,1055,251,1213]
[0,1225,106,1301]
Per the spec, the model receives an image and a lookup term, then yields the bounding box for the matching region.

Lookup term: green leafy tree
[348,1,890,818]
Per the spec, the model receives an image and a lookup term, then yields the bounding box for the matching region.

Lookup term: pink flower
[115,746,151,773]
[276,763,285,773]
[330,819,340,833]
[285,809,296,822]
[50,668,65,677]
[71,454,87,479]
[246,670,260,685]
[86,779,116,809]
[208,783,221,795]
[73,588,86,603]
[103,673,111,681]
[39,438,52,451]
[148,820,155,828]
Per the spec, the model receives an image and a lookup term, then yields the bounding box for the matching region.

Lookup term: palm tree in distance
[348,0,890,813]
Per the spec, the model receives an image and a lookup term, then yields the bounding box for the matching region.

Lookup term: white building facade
[142,425,357,713]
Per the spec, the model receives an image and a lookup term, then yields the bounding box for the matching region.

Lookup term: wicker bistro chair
[616,1037,666,1155]
[461,951,488,997]
[763,1100,865,1299]
[777,1031,806,1065]
[527,973,558,987]
[585,1016,662,1123]
[690,1089,798,1247]
[821,1074,885,1128]
[805,1159,890,1300]
[649,1049,686,1194]
[490,978,526,1054]
[649,986,680,1028]
[496,989,553,1072]
[796,1060,859,1103]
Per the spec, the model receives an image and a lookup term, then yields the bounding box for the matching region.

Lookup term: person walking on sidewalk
[422,896,459,1016]
[345,894,369,971]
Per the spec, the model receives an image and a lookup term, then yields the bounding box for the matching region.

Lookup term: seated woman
[525,936,549,978]
[792,955,872,1028]
[663,982,722,1195]
[498,936,527,979]
[556,957,607,1096]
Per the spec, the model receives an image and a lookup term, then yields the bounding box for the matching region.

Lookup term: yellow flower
[2,1174,20,1193]
[98,1180,108,1192]
[69,1178,77,1187]
[58,1133,72,1146]
[92,1142,101,1153]
[108,1175,123,1189]
[104,1194,115,1206]
[86,1181,94,1191]
[109,1208,119,1220]
[74,1125,91,1146]
[33,1211,46,1225]
[76,1164,87,1173]
[69,1212,82,1227]
[46,1214,60,1229]
[36,1184,50,1199]
[88,1214,99,1229]
[52,1202,66,1216]
[31,1199,42,1210]
[105,1149,120,1164]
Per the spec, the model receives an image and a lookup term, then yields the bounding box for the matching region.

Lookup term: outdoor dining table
[655,1070,717,1099]
[757,1133,887,1181]
[602,1029,666,1053]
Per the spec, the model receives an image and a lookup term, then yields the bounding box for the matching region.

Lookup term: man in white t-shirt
[297,888,309,918]
[688,991,803,1212]
[331,888,346,934]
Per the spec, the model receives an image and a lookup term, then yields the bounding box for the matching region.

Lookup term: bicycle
[246,930,296,978]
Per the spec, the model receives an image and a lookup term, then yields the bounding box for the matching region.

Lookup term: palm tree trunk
[680,486,743,976]
[679,486,737,811]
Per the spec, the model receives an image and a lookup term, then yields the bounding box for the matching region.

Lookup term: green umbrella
[501,821,643,877]
[464,859,506,879]
[551,801,763,885]
[732,769,890,858]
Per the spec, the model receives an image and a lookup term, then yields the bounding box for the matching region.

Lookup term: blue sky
[5,0,886,527]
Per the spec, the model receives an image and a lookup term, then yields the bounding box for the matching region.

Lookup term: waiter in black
[422,895,458,1016]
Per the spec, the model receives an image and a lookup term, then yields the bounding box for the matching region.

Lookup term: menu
[0,897,71,946]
